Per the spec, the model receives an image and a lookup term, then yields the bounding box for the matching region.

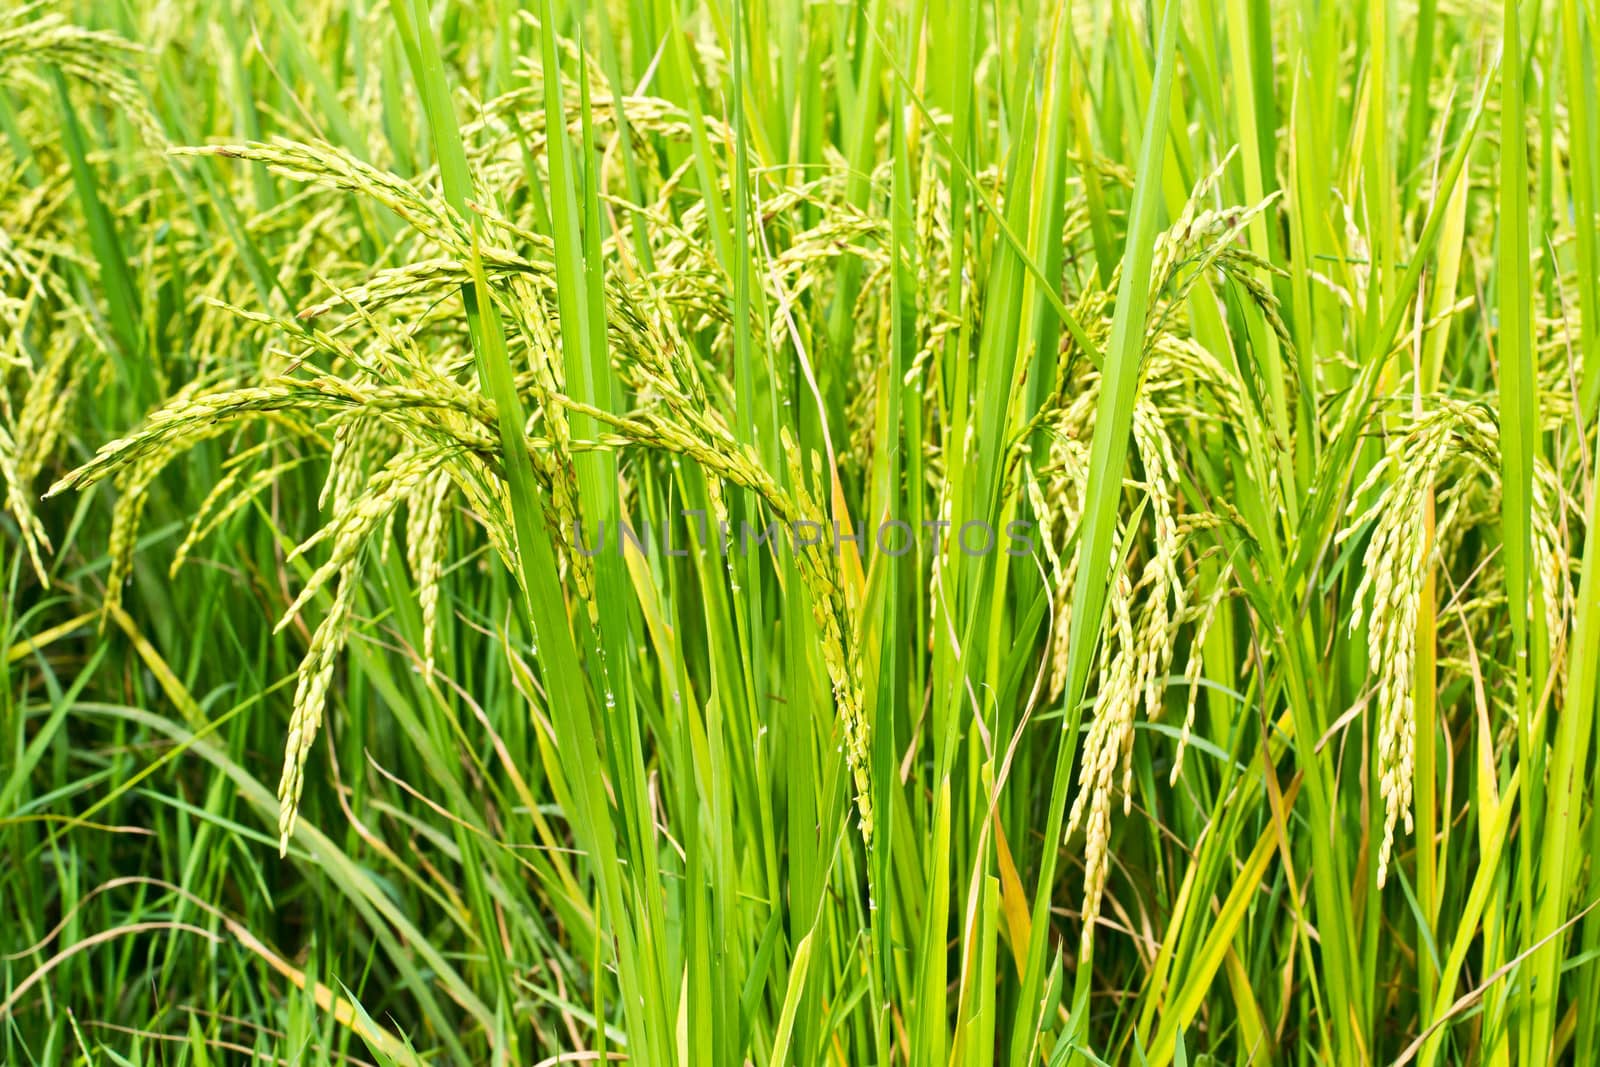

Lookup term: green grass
[3,0,1599,1063]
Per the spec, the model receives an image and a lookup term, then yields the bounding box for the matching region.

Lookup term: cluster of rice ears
[4,0,1600,1064]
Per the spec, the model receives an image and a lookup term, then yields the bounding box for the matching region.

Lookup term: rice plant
[4,0,1599,1063]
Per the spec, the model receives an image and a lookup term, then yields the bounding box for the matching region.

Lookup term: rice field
[3,0,1599,1062]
